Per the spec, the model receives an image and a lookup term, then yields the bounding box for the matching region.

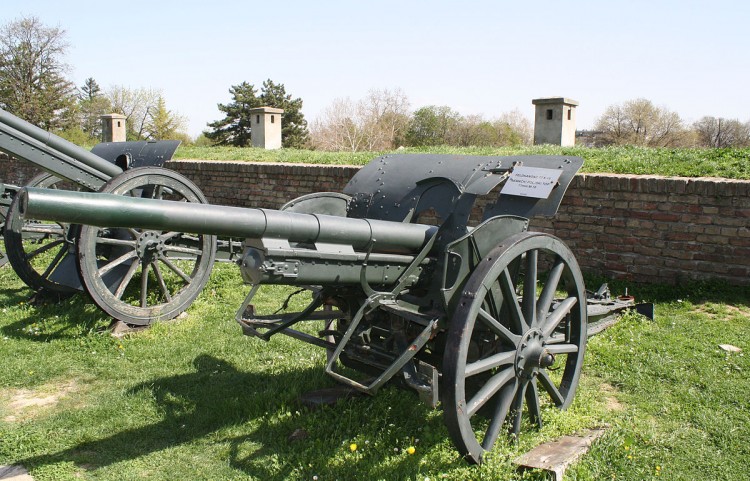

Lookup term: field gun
[0,108,218,324]
[21,153,591,463]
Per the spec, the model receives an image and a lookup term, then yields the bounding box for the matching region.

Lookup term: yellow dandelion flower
[406,446,416,455]
[349,443,357,452]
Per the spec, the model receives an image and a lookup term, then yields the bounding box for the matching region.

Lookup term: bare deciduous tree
[0,16,77,130]
[595,98,691,147]
[310,88,410,152]
[106,85,162,140]
[693,116,750,148]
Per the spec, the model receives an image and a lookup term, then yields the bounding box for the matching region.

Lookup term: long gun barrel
[19,187,437,253]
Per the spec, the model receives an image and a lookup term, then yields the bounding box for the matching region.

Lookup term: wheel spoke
[466,351,515,377]
[162,244,203,256]
[39,245,67,279]
[545,343,579,355]
[113,260,140,299]
[538,370,565,406]
[25,238,64,260]
[509,380,529,439]
[140,262,149,307]
[481,379,519,451]
[499,268,528,332]
[522,249,538,327]
[536,256,564,320]
[478,308,521,345]
[467,367,515,417]
[153,262,172,302]
[525,379,543,429]
[94,237,137,248]
[160,256,193,284]
[21,224,65,236]
[98,250,138,276]
[541,296,578,338]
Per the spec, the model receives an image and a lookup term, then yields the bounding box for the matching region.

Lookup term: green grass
[1,265,749,480]
[174,145,750,179]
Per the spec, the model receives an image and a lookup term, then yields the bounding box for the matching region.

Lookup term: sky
[2,0,749,138]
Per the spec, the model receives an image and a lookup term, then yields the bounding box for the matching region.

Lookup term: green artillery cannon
[0,108,218,324]
[21,153,592,463]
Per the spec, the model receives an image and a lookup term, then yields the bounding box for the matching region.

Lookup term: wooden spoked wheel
[3,173,81,294]
[76,167,216,325]
[442,232,587,464]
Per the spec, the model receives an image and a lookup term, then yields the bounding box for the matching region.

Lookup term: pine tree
[145,96,185,140]
[258,79,308,148]
[78,77,111,140]
[204,82,260,146]
[205,80,309,148]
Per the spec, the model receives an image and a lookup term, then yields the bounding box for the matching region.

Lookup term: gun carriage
[0,108,216,324]
[21,153,591,463]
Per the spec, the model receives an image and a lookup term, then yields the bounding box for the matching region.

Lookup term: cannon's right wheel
[3,173,80,294]
[442,232,587,464]
[76,167,217,326]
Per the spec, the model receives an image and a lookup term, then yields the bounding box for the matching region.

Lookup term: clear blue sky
[2,0,749,138]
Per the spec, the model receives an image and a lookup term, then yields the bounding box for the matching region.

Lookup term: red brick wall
[532,174,750,285]
[2,154,748,286]
[0,153,43,186]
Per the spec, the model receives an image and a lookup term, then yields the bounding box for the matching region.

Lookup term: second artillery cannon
[21,153,588,463]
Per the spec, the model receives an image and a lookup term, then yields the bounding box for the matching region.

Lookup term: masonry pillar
[249,107,284,149]
[532,97,579,146]
[100,113,127,142]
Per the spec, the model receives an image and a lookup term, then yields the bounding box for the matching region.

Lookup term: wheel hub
[515,328,555,379]
[136,231,163,262]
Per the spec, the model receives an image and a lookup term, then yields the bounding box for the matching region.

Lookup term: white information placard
[500,166,563,199]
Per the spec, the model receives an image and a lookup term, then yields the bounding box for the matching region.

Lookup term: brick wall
[0,153,43,186]
[2,154,749,286]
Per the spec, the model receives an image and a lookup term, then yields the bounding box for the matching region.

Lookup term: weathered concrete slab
[0,465,34,481]
[514,428,606,481]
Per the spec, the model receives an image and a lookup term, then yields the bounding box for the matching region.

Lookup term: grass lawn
[0,264,749,480]
[174,145,750,180]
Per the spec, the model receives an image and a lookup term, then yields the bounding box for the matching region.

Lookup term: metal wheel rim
[77,167,216,325]
[442,232,587,464]
[3,173,80,293]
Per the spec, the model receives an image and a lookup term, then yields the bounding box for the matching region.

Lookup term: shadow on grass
[0,294,108,341]
[0,285,32,303]
[14,354,450,480]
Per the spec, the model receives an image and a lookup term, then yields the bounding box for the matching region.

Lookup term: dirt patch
[1,379,78,422]
[694,303,750,321]
[599,382,624,411]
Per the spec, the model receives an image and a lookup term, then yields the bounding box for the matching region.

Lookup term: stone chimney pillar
[532,97,578,146]
[100,113,127,142]
[249,107,284,149]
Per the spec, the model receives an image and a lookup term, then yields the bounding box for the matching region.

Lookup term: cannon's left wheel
[0,205,7,268]
[76,167,217,326]
[442,232,587,464]
[3,173,80,294]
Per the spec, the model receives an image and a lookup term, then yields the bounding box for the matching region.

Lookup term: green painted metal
[20,187,437,254]
[0,107,121,189]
